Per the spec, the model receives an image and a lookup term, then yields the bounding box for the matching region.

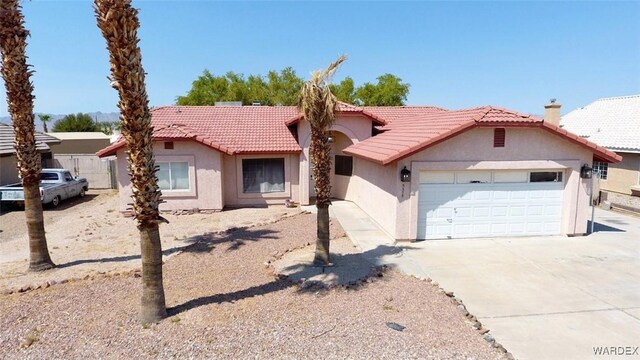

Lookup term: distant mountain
[0,111,120,132]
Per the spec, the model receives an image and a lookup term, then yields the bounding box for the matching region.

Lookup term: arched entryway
[309,130,354,200]
[329,131,354,199]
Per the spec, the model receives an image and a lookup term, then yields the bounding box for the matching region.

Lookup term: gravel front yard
[0,190,299,292]
[0,205,507,359]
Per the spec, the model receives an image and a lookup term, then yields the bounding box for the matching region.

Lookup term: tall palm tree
[95,0,168,323]
[38,114,52,133]
[0,0,55,271]
[298,55,346,265]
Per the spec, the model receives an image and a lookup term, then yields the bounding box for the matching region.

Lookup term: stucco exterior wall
[49,139,111,155]
[298,115,372,204]
[115,140,223,212]
[351,127,595,239]
[600,152,639,195]
[330,131,354,199]
[0,155,19,185]
[1,152,49,186]
[343,157,398,238]
[222,153,299,206]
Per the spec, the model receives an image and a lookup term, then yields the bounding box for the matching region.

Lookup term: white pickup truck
[0,169,89,208]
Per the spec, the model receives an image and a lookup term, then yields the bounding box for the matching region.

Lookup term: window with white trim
[592,161,608,180]
[157,162,189,190]
[242,158,285,193]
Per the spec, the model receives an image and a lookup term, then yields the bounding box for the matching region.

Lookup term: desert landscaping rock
[0,201,506,359]
[272,236,374,288]
[0,190,300,293]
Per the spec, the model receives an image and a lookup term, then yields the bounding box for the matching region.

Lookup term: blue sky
[1,0,638,119]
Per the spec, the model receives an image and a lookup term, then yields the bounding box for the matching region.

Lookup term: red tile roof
[362,105,447,127]
[96,104,621,165]
[285,102,387,126]
[97,106,302,157]
[343,106,621,165]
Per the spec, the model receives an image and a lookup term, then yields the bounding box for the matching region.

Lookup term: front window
[157,162,189,190]
[530,171,563,183]
[592,161,608,180]
[335,155,353,176]
[242,158,285,193]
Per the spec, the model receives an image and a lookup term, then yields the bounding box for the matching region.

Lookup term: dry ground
[0,192,507,359]
[0,190,299,292]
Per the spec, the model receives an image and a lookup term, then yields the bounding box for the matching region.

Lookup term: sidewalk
[328,201,430,280]
[273,201,430,287]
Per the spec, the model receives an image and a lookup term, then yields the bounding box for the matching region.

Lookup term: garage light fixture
[400,166,411,182]
[580,164,593,179]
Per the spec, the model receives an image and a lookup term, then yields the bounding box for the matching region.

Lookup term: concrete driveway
[330,202,640,360]
[400,208,640,360]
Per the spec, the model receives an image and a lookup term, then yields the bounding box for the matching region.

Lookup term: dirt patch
[0,213,507,359]
[0,190,300,292]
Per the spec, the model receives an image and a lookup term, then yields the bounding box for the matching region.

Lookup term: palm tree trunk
[24,182,54,271]
[311,128,332,265]
[140,223,166,322]
[314,204,331,264]
[0,0,54,271]
[95,0,167,323]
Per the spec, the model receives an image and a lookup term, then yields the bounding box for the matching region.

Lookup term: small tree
[52,113,100,132]
[355,74,410,106]
[97,120,119,135]
[38,114,52,132]
[298,55,346,265]
[0,0,55,271]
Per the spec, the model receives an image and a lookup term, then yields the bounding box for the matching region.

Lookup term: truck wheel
[51,196,61,208]
[79,188,86,198]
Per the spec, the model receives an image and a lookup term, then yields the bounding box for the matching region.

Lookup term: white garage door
[418,170,564,239]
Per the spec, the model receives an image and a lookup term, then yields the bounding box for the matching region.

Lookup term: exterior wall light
[580,164,593,179]
[400,166,411,182]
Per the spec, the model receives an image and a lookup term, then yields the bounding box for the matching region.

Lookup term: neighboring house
[47,132,111,154]
[0,122,61,186]
[561,95,640,211]
[97,102,620,240]
[47,132,115,189]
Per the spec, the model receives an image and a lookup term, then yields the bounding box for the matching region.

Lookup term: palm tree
[38,114,52,133]
[0,0,55,271]
[95,0,168,323]
[298,55,346,265]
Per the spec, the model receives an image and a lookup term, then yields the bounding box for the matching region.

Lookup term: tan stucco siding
[222,153,299,206]
[331,131,354,199]
[352,127,595,239]
[344,157,398,237]
[0,155,19,185]
[50,139,111,155]
[116,140,223,212]
[298,115,373,204]
[600,153,639,195]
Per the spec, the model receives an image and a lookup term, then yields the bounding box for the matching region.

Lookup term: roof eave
[540,122,622,163]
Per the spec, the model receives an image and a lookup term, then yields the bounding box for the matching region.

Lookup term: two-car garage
[417,170,565,239]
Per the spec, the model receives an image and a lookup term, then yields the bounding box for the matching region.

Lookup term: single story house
[560,95,640,211]
[0,122,61,185]
[97,102,620,240]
